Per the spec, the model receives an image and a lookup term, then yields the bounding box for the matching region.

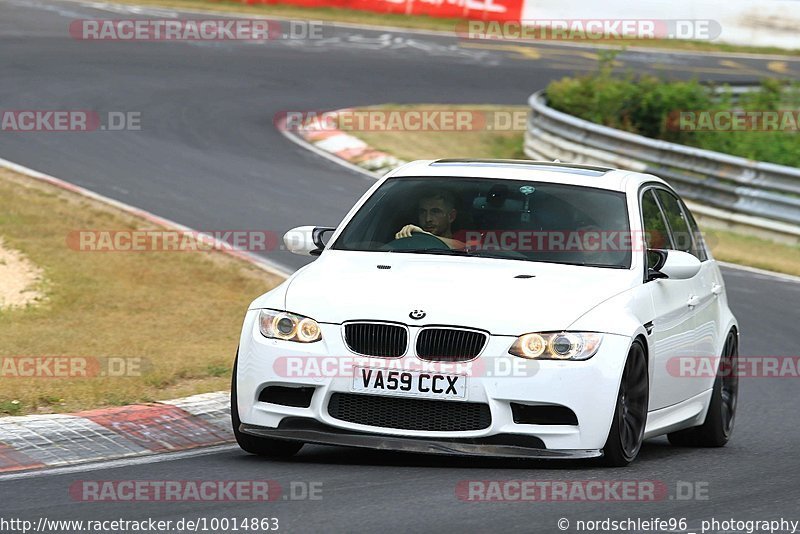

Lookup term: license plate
[352,367,467,399]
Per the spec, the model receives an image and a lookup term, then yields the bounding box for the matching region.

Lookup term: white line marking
[0,157,293,278]
[0,444,238,481]
[719,261,800,284]
[53,0,800,62]
[276,123,380,181]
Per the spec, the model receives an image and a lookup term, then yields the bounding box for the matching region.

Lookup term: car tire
[668,330,738,448]
[600,340,649,467]
[231,352,304,458]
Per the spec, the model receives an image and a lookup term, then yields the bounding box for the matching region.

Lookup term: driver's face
[418,198,456,236]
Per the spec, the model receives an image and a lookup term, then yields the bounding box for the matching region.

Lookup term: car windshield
[332,177,632,268]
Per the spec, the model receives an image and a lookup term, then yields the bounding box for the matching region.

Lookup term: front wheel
[668,330,738,447]
[231,352,303,458]
[600,340,649,467]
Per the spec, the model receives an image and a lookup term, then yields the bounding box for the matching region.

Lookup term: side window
[655,190,695,256]
[641,190,671,250]
[681,202,708,261]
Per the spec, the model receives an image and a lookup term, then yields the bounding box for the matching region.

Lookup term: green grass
[103,0,467,31]
[546,68,800,167]
[0,400,22,416]
[702,228,800,276]
[350,104,527,161]
[0,168,283,415]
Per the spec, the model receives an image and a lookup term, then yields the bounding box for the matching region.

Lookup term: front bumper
[237,310,632,452]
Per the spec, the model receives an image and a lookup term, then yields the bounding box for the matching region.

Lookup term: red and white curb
[0,392,231,474]
[277,109,404,177]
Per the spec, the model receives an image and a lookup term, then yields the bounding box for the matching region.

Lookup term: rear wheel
[231,353,303,458]
[668,330,738,447]
[600,340,649,467]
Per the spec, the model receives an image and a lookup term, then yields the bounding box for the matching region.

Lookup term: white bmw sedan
[232,159,739,466]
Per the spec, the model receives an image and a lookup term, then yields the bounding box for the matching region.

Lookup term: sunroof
[429,159,611,177]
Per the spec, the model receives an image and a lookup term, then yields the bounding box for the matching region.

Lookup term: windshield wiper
[388,248,528,261]
[386,248,471,256]
[529,259,627,269]
[466,250,528,260]
[385,248,626,268]
[573,262,628,269]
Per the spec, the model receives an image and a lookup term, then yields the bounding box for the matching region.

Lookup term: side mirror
[283,226,335,256]
[647,249,701,281]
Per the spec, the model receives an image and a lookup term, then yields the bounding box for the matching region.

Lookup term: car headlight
[509,332,602,360]
[258,309,322,343]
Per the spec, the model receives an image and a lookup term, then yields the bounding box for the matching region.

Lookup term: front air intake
[328,393,491,431]
[510,403,578,426]
[258,386,315,408]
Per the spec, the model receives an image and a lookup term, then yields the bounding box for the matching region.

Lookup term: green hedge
[545,56,800,167]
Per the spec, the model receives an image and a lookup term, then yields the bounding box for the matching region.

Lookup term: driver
[395,190,465,249]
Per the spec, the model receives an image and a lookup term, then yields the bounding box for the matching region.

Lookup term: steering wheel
[380,232,450,251]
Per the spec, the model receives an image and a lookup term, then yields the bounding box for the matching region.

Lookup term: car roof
[386,159,668,193]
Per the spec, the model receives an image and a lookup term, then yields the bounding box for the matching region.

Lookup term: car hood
[258,251,636,335]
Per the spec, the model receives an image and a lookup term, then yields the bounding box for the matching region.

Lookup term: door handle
[687,295,701,308]
[711,283,723,296]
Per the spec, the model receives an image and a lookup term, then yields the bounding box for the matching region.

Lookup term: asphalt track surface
[1,1,799,532]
